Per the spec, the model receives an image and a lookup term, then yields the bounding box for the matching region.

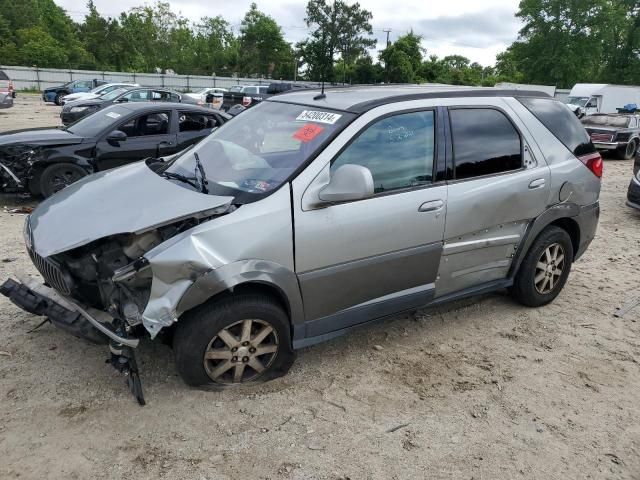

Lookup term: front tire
[173,294,295,387]
[511,226,574,307]
[40,163,88,198]
[54,93,62,106]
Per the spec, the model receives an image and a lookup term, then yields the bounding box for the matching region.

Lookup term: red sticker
[293,123,324,143]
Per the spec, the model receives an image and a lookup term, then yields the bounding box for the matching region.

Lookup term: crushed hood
[29,162,234,257]
[0,127,84,147]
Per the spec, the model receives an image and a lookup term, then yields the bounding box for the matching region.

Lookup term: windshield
[581,115,631,128]
[101,88,128,101]
[566,96,590,107]
[66,105,129,137]
[162,101,354,203]
[230,85,244,92]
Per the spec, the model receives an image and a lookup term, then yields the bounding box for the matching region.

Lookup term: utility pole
[384,28,391,47]
[383,28,391,84]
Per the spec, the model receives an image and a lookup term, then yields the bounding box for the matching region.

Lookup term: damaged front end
[0,145,43,191]
[2,161,235,404]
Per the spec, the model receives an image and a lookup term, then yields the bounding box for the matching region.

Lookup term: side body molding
[176,259,305,326]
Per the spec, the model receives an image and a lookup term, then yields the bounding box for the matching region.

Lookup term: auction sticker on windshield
[105,112,121,119]
[296,110,342,124]
[293,123,324,143]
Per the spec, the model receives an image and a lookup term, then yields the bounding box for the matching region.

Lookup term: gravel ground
[1,94,639,479]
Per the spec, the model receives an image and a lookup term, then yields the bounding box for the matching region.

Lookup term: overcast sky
[58,0,523,66]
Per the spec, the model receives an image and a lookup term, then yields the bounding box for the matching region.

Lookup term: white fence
[1,65,319,92]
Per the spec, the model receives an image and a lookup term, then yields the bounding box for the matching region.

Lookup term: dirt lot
[0,94,639,479]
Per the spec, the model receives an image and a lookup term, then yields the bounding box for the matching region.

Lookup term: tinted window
[119,112,170,137]
[0,71,9,81]
[244,87,257,94]
[332,110,435,193]
[450,108,522,180]
[518,97,595,156]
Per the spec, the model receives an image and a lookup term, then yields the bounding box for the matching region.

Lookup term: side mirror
[106,130,127,143]
[318,164,374,203]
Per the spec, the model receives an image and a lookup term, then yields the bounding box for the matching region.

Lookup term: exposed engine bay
[0,145,41,190]
[50,215,219,330]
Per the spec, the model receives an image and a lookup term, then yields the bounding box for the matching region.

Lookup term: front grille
[590,133,614,142]
[28,247,72,296]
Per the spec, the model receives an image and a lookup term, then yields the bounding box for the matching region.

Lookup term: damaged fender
[141,186,298,337]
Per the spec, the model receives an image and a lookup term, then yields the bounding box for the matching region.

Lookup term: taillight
[242,96,252,107]
[578,152,603,178]
[8,81,13,92]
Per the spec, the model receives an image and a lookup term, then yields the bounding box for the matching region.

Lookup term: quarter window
[450,108,522,180]
[331,110,435,193]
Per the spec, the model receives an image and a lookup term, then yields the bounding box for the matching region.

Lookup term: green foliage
[379,32,424,83]
[298,0,376,82]
[238,3,293,78]
[500,0,640,88]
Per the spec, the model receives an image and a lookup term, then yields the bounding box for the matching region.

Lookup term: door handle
[418,200,444,212]
[528,178,546,189]
[159,140,173,146]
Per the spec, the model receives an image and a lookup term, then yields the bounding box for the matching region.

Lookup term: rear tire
[173,294,295,387]
[618,139,638,160]
[511,226,573,307]
[40,163,88,198]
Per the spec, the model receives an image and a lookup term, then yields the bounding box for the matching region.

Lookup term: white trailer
[566,83,640,116]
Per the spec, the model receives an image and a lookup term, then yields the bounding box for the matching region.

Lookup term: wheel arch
[175,260,304,333]
[509,203,582,278]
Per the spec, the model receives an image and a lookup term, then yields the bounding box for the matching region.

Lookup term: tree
[299,0,376,82]
[238,3,293,78]
[379,32,424,83]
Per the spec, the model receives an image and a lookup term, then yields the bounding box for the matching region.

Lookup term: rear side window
[518,97,595,156]
[450,108,522,180]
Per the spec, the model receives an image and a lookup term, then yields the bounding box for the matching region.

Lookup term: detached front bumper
[0,276,139,347]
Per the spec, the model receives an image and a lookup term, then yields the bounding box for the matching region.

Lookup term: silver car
[1,86,602,403]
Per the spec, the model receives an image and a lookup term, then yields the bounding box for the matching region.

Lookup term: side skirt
[293,278,513,349]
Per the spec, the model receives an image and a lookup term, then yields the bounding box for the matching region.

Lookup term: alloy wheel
[203,319,279,384]
[534,242,565,294]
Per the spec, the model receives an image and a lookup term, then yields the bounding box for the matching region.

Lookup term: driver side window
[331,110,435,193]
[118,112,170,137]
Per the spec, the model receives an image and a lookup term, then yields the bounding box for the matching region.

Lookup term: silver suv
[2,86,602,403]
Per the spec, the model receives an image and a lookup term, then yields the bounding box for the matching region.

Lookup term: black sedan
[0,103,229,197]
[60,87,199,125]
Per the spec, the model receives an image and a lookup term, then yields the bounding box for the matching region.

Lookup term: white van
[566,84,640,116]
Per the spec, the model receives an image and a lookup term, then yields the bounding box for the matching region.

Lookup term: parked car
[60,87,199,125]
[0,70,14,109]
[184,87,228,106]
[0,103,229,197]
[628,151,640,210]
[220,84,268,111]
[60,82,139,105]
[565,83,640,117]
[581,113,640,159]
[42,79,107,105]
[218,83,310,111]
[0,86,602,403]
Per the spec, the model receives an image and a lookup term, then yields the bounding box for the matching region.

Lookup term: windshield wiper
[161,171,200,190]
[194,152,209,194]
